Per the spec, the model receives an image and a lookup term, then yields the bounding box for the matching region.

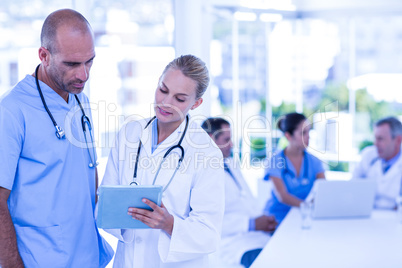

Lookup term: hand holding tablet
[97,185,163,229]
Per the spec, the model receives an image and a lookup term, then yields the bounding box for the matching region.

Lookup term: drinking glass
[300,201,313,229]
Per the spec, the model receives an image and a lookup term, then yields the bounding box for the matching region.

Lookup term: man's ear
[38,47,51,67]
[191,98,203,110]
[396,135,402,145]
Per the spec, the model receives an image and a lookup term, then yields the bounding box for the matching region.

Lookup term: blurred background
[1,0,402,180]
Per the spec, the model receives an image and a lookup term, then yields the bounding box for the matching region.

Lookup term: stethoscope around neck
[281,149,309,186]
[131,115,189,192]
[223,161,247,197]
[35,64,98,168]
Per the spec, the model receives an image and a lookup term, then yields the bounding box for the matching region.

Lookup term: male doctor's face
[374,123,400,161]
[41,25,95,100]
[212,124,233,159]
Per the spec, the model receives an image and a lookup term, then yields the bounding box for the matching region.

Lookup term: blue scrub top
[0,75,113,267]
[263,149,324,224]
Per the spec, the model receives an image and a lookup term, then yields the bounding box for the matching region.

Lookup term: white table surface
[251,208,402,268]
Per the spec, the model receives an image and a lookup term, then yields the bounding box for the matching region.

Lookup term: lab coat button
[136,237,142,243]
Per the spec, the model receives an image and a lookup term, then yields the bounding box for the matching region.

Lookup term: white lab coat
[218,158,271,265]
[352,145,402,209]
[100,117,225,268]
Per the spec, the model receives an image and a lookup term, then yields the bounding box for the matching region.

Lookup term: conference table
[251,208,402,268]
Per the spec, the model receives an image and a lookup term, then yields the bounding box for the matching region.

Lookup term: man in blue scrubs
[0,9,113,267]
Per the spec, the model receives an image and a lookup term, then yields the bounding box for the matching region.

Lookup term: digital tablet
[97,185,163,229]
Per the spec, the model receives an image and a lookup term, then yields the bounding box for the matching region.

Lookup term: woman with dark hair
[263,112,325,224]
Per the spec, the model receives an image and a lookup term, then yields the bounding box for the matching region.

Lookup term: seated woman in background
[264,112,325,224]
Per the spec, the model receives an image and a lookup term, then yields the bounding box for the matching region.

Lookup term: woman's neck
[285,145,304,157]
[157,118,184,144]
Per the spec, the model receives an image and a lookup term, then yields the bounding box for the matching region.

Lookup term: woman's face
[287,119,310,150]
[154,68,202,125]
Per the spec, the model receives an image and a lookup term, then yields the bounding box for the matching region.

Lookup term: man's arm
[254,215,277,232]
[0,187,24,268]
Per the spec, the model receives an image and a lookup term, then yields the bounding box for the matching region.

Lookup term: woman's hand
[128,200,174,236]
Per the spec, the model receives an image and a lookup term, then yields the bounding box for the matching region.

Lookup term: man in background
[202,117,277,268]
[353,116,402,209]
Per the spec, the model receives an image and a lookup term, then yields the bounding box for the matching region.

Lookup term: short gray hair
[375,116,402,138]
[41,9,92,53]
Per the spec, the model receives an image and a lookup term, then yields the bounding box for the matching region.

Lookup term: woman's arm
[316,172,325,179]
[270,175,304,207]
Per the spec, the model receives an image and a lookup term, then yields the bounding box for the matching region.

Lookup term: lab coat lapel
[387,155,402,175]
[382,156,402,191]
[369,154,402,208]
[138,119,152,158]
[151,118,187,157]
[369,159,382,178]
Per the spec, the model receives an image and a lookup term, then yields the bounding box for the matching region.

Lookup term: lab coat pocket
[15,224,68,268]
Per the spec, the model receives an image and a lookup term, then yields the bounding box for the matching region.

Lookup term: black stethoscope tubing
[34,64,98,168]
[35,65,65,139]
[370,157,380,167]
[131,115,189,189]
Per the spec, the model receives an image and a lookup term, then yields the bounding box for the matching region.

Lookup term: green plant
[358,140,374,152]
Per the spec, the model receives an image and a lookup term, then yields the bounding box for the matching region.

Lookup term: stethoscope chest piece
[291,177,310,187]
[301,178,310,185]
[55,126,65,139]
[282,150,309,187]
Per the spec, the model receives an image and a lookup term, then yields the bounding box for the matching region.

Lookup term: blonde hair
[162,55,210,99]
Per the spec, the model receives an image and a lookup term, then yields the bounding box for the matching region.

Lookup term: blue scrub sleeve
[0,106,24,190]
[248,218,256,231]
[264,153,284,181]
[309,154,325,176]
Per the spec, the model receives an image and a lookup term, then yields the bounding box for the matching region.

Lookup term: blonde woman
[100,55,225,268]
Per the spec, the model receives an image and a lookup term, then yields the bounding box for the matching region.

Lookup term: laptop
[312,179,376,219]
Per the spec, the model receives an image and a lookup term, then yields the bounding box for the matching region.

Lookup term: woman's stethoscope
[35,64,98,168]
[131,115,189,192]
[281,150,309,186]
